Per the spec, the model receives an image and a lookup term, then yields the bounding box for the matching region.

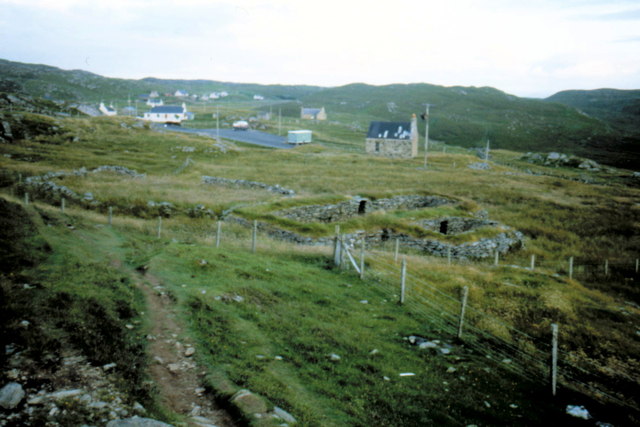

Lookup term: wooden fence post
[215,221,222,248]
[494,251,499,267]
[530,254,536,271]
[447,247,452,266]
[457,286,469,339]
[636,258,639,274]
[359,238,365,280]
[551,323,559,397]
[61,197,65,213]
[394,238,400,263]
[333,226,342,268]
[604,259,609,277]
[108,206,113,226]
[399,258,407,304]
[568,257,574,280]
[157,216,162,239]
[24,192,29,206]
[252,220,257,253]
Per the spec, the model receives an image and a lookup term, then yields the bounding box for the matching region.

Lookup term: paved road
[160,125,291,149]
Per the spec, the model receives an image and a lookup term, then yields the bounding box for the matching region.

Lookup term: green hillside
[0,108,639,425]
[0,59,323,103]
[299,83,639,168]
[546,88,640,134]
[1,58,638,168]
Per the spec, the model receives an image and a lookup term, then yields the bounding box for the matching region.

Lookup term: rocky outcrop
[521,152,601,171]
[202,176,295,196]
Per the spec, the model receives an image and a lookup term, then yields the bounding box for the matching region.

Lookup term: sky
[1,0,639,98]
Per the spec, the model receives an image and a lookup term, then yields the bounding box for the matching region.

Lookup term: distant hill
[545,88,640,135]
[299,83,639,168]
[0,59,323,102]
[1,58,638,168]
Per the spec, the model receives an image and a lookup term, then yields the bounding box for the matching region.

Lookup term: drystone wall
[201,176,295,196]
[228,216,524,260]
[275,195,453,223]
[415,217,498,235]
[19,166,145,205]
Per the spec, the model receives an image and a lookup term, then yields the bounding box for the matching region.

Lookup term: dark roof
[367,121,412,140]
[149,106,183,114]
[302,108,322,115]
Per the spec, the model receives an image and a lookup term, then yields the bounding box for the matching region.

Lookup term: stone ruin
[236,195,525,260]
[275,195,452,223]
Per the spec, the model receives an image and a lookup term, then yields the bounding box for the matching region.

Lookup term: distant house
[146,98,164,107]
[143,103,188,124]
[99,102,117,116]
[301,107,327,120]
[174,90,188,97]
[253,94,265,100]
[365,114,418,158]
[149,91,160,98]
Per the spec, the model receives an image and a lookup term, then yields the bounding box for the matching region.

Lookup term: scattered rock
[468,162,491,170]
[185,347,196,357]
[0,382,25,409]
[167,363,181,373]
[566,405,591,420]
[273,406,297,424]
[328,353,341,362]
[230,389,268,415]
[106,416,174,427]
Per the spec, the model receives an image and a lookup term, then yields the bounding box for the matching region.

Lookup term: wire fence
[17,195,640,413]
[336,237,640,413]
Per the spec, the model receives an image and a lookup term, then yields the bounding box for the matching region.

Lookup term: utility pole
[278,108,282,136]
[485,139,490,162]
[422,104,433,169]
[216,104,220,142]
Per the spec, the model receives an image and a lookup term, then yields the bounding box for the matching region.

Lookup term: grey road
[160,125,291,149]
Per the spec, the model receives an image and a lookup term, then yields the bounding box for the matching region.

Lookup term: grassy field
[1,111,639,425]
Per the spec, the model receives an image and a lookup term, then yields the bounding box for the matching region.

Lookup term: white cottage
[143,103,188,124]
[99,102,117,116]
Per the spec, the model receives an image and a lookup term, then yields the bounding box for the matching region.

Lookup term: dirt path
[135,271,238,427]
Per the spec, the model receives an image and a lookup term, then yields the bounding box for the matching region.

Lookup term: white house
[99,102,117,116]
[174,90,188,97]
[143,103,188,124]
[146,98,164,107]
[253,94,265,100]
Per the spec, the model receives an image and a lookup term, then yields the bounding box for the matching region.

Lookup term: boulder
[0,382,25,409]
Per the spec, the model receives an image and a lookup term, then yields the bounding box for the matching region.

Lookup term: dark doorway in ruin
[439,220,449,235]
[381,228,390,241]
[358,200,367,215]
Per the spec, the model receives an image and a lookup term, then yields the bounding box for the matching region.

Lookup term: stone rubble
[521,152,601,171]
[202,175,295,196]
[0,346,151,427]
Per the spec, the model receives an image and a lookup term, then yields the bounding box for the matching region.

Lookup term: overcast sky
[1,0,639,98]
